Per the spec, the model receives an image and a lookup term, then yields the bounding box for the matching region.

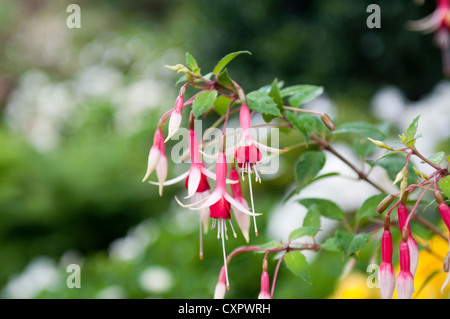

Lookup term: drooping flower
[397,204,419,277]
[176,136,261,289]
[397,240,415,299]
[175,141,260,221]
[155,133,168,196]
[258,268,271,299]
[378,218,396,299]
[142,128,164,183]
[408,0,450,76]
[229,168,251,243]
[437,197,450,293]
[438,201,450,230]
[214,266,227,299]
[233,104,285,237]
[165,95,184,143]
[150,125,215,258]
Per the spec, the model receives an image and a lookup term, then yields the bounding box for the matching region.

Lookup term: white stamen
[253,165,261,183]
[248,168,259,237]
[228,220,237,238]
[199,215,203,260]
[217,220,221,239]
[221,219,230,290]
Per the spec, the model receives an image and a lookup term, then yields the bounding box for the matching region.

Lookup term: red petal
[185,172,210,193]
[209,196,231,219]
[234,144,262,167]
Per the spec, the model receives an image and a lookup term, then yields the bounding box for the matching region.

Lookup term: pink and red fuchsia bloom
[378,218,396,299]
[397,240,415,299]
[397,204,419,277]
[437,194,450,293]
[229,168,251,243]
[258,269,271,299]
[142,128,166,188]
[176,139,261,289]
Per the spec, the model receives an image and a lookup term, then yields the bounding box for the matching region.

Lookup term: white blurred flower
[3,257,60,299]
[139,266,173,294]
[96,285,128,299]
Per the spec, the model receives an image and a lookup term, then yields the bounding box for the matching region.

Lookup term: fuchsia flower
[378,221,396,299]
[234,104,271,181]
[229,168,251,243]
[409,0,450,75]
[142,128,166,189]
[176,137,261,289]
[438,200,450,293]
[257,268,271,299]
[439,201,450,230]
[149,127,216,258]
[176,147,259,220]
[149,128,215,195]
[397,204,419,277]
[397,240,415,299]
[214,266,227,299]
[233,104,285,237]
[165,95,184,143]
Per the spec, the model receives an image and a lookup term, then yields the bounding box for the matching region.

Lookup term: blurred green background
[0,0,448,299]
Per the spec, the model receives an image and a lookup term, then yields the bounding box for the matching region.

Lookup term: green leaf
[280,85,323,107]
[347,233,371,255]
[355,194,389,221]
[405,115,420,142]
[439,176,450,199]
[268,78,284,113]
[321,237,341,252]
[185,52,200,74]
[353,136,377,157]
[303,205,321,229]
[258,81,284,94]
[284,251,310,283]
[289,226,321,241]
[217,68,234,87]
[335,230,354,252]
[428,152,445,166]
[333,122,386,140]
[284,110,318,145]
[246,91,281,116]
[298,198,345,221]
[192,90,218,118]
[295,151,326,190]
[213,50,251,75]
[214,95,234,116]
[333,230,371,255]
[310,172,340,183]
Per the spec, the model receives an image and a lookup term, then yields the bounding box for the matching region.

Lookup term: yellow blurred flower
[409,234,450,299]
[330,273,378,299]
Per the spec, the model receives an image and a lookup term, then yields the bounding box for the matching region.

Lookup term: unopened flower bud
[377,195,395,214]
[257,269,271,299]
[379,228,395,299]
[397,241,414,299]
[438,201,450,230]
[165,95,184,143]
[214,266,227,299]
[142,128,163,182]
[367,138,393,150]
[320,114,335,131]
